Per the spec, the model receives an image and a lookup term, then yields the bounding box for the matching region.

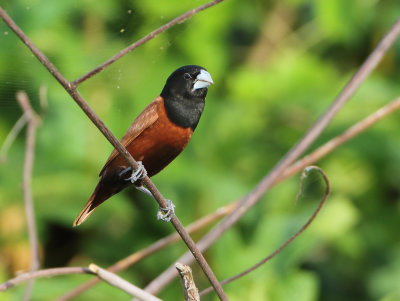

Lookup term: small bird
[73,65,213,226]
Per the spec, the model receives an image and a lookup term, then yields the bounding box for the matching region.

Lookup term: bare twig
[176,263,200,301]
[72,0,225,85]
[200,166,330,296]
[16,91,41,301]
[0,5,228,300]
[0,113,28,162]
[280,96,400,180]
[143,17,400,295]
[0,267,93,291]
[88,264,162,301]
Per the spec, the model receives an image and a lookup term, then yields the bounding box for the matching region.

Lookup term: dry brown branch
[72,0,225,85]
[16,91,41,301]
[88,264,162,301]
[176,263,200,301]
[200,166,330,296]
[0,4,228,299]
[0,267,93,291]
[279,96,400,180]
[143,18,400,295]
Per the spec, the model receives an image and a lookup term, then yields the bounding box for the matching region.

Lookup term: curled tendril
[200,166,330,297]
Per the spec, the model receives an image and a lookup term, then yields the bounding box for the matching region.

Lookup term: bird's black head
[161,65,213,100]
[161,65,213,130]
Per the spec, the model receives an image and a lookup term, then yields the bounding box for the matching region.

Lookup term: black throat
[162,92,206,130]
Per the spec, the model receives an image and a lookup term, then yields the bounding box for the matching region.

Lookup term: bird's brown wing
[99,96,162,176]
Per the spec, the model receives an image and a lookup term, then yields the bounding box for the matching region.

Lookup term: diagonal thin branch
[200,166,330,296]
[16,91,41,301]
[72,0,225,86]
[143,17,400,295]
[0,5,228,300]
[88,264,162,301]
[280,96,400,180]
[0,267,93,291]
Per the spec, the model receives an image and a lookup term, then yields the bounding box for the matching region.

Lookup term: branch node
[88,263,99,274]
[176,263,200,301]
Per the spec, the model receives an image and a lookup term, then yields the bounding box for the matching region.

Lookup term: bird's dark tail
[73,181,111,227]
[74,166,130,226]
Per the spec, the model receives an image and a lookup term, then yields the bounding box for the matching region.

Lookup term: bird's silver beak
[193,69,214,90]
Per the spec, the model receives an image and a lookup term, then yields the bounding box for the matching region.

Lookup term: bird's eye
[183,73,191,80]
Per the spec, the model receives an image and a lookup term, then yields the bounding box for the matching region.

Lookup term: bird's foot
[127,169,174,222]
[157,199,176,222]
[135,185,153,197]
[121,161,147,183]
[119,166,132,177]
[135,186,175,221]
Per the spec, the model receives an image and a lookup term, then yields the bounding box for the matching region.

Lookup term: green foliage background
[1,0,400,300]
